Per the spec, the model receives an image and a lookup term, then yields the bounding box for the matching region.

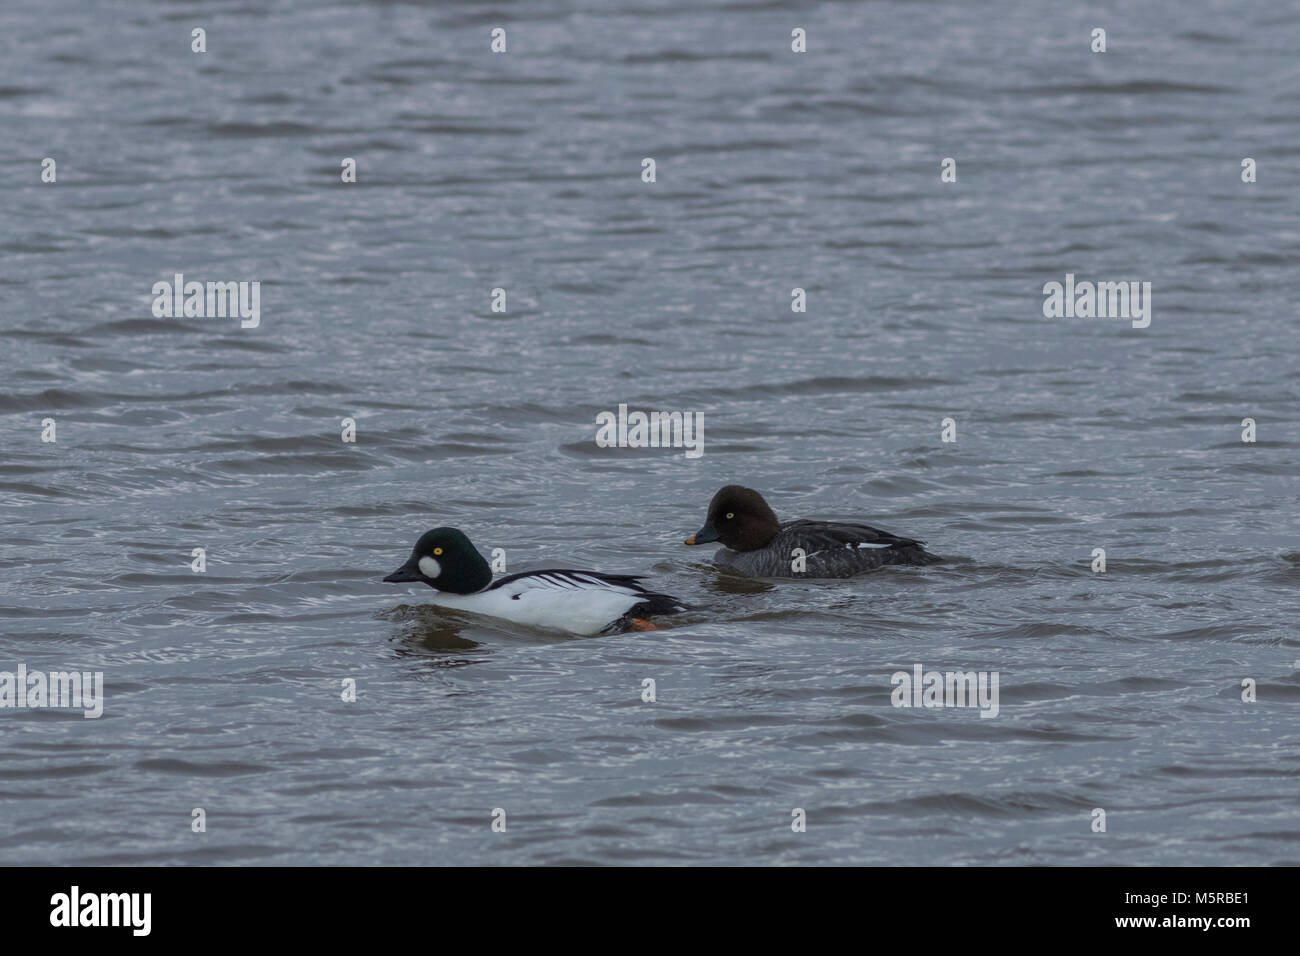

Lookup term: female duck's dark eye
[725,512,734,519]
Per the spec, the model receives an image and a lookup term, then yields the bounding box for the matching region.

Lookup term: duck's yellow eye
[433,547,443,556]
[725,512,734,519]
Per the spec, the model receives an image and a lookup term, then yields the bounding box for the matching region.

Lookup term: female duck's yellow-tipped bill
[685,525,719,546]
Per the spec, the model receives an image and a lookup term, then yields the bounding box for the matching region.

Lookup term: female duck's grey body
[686,486,942,579]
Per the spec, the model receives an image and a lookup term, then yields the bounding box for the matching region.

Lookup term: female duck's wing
[781,519,926,553]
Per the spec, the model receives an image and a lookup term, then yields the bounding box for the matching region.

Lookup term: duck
[383,527,686,635]
[684,485,942,578]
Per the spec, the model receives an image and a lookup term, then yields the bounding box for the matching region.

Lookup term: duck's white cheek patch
[418,556,442,578]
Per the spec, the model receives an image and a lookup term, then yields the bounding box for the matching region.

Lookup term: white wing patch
[806,542,892,559]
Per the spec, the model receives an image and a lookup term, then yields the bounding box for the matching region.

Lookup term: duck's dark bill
[686,525,719,546]
[383,563,421,583]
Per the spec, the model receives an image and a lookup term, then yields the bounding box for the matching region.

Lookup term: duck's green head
[383,527,492,594]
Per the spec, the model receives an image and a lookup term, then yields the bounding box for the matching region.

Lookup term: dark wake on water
[0,0,1297,865]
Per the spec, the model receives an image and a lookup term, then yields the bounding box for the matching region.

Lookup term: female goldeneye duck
[383,527,686,636]
[684,485,942,578]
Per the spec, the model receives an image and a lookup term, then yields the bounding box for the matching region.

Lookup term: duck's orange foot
[630,618,658,632]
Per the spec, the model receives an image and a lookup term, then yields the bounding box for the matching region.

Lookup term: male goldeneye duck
[684,485,942,578]
[383,527,686,636]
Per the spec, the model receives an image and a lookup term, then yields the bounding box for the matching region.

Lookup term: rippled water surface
[1,0,1298,865]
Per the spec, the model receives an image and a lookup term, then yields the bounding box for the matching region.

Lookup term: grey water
[1,0,1297,865]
